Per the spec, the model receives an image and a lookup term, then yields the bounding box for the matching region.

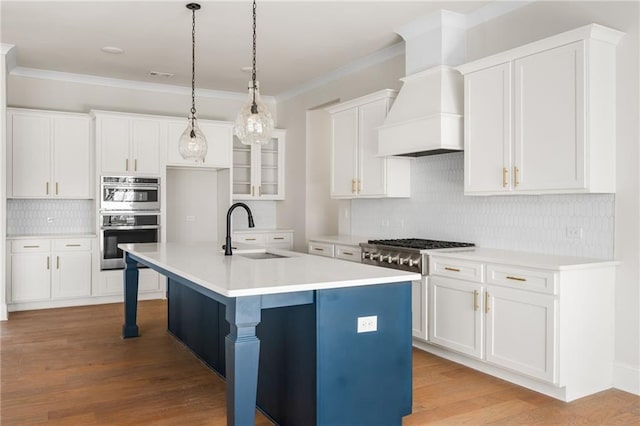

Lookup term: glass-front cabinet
[232,129,285,200]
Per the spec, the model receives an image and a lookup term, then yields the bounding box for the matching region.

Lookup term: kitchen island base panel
[167,278,412,426]
[122,255,140,338]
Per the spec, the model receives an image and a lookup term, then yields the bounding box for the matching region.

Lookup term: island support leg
[224,296,261,426]
[122,253,140,338]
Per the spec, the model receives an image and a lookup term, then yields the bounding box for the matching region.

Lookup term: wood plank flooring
[1,300,638,425]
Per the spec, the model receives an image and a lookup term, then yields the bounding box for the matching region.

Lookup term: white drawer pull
[506,275,527,282]
[444,267,460,272]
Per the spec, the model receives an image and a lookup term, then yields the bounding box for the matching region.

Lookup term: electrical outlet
[186,215,196,222]
[566,227,583,239]
[357,315,377,333]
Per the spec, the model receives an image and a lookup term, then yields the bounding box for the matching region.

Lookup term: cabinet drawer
[53,239,91,251]
[267,232,292,244]
[11,239,51,253]
[308,241,334,258]
[430,257,484,283]
[233,234,266,245]
[335,244,361,262]
[487,264,557,294]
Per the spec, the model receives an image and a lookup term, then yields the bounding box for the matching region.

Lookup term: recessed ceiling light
[149,71,174,78]
[101,46,124,54]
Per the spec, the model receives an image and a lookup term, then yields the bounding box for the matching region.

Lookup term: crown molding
[275,42,404,103]
[9,66,277,104]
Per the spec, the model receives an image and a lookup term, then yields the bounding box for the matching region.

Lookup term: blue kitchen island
[119,242,420,426]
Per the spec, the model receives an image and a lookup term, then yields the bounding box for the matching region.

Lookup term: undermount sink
[238,252,289,260]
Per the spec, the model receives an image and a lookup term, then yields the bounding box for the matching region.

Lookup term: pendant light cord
[251,0,258,114]
[191,6,197,125]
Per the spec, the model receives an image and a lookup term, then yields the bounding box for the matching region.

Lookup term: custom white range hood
[378,11,466,157]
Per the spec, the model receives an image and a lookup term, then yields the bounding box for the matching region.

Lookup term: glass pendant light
[179,3,207,163]
[234,0,274,146]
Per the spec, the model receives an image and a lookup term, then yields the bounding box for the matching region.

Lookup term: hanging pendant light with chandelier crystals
[234,0,274,146]
[179,3,208,163]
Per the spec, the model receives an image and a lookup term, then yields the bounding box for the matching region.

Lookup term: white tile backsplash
[351,152,614,259]
[231,200,277,230]
[7,199,95,236]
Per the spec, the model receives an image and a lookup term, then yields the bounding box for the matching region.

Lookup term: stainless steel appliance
[360,239,475,275]
[100,176,160,211]
[100,212,160,270]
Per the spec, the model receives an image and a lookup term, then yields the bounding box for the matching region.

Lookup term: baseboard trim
[7,292,164,313]
[613,362,640,395]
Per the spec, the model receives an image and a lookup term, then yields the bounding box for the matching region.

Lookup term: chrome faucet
[225,202,255,255]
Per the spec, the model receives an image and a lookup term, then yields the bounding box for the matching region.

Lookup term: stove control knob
[388,255,399,264]
[398,257,409,266]
[370,253,380,260]
[379,254,389,262]
[408,258,418,268]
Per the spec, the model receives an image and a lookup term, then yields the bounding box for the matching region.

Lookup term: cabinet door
[485,286,557,383]
[412,277,428,341]
[99,116,131,174]
[10,112,51,197]
[429,276,483,358]
[514,41,585,191]
[52,251,91,299]
[11,253,51,302]
[331,108,358,198]
[464,63,513,193]
[232,136,255,198]
[53,115,92,198]
[131,119,161,175]
[257,131,285,199]
[358,99,388,197]
[200,122,233,169]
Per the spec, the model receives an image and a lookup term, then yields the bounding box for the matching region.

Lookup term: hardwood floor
[1,300,637,425]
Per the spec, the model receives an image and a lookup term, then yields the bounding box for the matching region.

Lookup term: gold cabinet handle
[47,256,50,270]
[473,290,479,311]
[351,179,356,194]
[251,186,255,196]
[134,159,138,171]
[485,291,490,313]
[245,238,257,241]
[65,244,81,247]
[46,182,49,195]
[514,166,520,187]
[272,237,285,240]
[444,267,460,272]
[502,167,508,188]
[258,185,261,196]
[506,275,527,282]
[357,179,361,193]
[23,245,40,248]
[55,182,59,195]
[343,251,354,256]
[56,256,60,269]
[313,247,324,252]
[126,159,129,171]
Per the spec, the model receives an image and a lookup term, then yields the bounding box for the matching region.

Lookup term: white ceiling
[1,1,491,97]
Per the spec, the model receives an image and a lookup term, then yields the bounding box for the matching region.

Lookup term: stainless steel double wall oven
[99,176,160,270]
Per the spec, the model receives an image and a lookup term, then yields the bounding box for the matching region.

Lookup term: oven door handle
[99,210,161,215]
[100,225,160,230]
[102,185,159,190]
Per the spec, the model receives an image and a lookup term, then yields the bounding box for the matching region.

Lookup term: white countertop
[233,228,293,234]
[119,242,420,297]
[7,234,97,240]
[428,247,619,271]
[308,235,369,246]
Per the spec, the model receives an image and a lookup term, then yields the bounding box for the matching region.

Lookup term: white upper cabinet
[166,118,233,169]
[94,111,162,176]
[7,108,92,199]
[457,24,624,195]
[232,129,285,200]
[327,90,410,199]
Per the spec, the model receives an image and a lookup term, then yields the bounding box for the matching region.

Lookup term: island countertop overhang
[119,242,421,297]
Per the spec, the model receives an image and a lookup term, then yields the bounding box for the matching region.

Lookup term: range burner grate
[367,238,475,250]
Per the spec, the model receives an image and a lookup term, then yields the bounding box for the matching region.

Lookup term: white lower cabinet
[9,238,93,304]
[232,230,294,250]
[485,285,556,383]
[411,277,428,341]
[98,268,160,296]
[307,239,362,262]
[429,276,483,358]
[424,251,615,402]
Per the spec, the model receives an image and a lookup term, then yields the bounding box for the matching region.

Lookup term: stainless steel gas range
[360,238,475,341]
[360,239,475,276]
